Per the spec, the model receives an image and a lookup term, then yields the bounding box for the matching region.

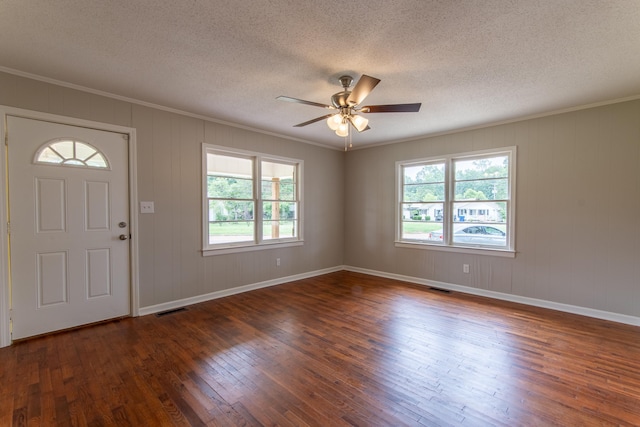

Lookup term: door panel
[85,181,111,230]
[36,178,67,232]
[8,116,130,340]
[86,248,111,298]
[37,251,68,306]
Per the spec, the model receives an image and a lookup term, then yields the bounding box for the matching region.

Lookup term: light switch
[140,201,155,214]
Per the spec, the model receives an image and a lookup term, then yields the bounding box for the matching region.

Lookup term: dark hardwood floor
[2,271,640,426]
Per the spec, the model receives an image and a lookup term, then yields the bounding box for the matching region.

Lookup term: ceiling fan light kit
[335,119,349,137]
[327,113,342,131]
[349,115,369,132]
[277,74,421,147]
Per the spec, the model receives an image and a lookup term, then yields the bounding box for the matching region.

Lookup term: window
[397,147,515,255]
[203,145,302,254]
[34,139,109,169]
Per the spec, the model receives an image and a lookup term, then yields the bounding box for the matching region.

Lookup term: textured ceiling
[1,0,639,150]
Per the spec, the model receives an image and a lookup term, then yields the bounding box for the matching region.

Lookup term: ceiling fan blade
[276,96,333,109]
[346,75,381,106]
[361,103,422,113]
[293,114,334,127]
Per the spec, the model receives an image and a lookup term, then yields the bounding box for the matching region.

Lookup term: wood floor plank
[2,271,640,426]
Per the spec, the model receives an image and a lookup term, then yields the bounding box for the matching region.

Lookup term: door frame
[0,106,140,347]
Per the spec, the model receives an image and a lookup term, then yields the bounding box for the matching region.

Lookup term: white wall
[344,100,640,317]
[0,71,345,309]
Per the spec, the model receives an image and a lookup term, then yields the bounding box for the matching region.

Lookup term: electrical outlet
[276,258,281,267]
[463,264,470,274]
[140,201,155,214]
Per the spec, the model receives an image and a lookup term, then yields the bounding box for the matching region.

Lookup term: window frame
[34,138,110,169]
[202,144,303,255]
[395,147,516,258]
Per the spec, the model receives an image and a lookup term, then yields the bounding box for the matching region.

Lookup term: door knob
[119,234,128,240]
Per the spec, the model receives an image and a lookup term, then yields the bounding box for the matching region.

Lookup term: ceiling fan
[277,74,421,139]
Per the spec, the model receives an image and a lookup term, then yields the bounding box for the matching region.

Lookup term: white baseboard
[138,266,344,316]
[344,266,640,327]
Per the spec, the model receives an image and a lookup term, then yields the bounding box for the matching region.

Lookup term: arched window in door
[34,138,109,169]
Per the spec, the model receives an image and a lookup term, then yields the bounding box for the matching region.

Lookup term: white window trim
[202,144,304,255]
[395,146,516,257]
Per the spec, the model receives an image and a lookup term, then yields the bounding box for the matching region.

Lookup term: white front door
[7,116,130,340]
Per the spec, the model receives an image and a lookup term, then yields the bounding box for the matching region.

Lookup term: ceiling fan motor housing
[331,91,352,109]
[331,75,357,108]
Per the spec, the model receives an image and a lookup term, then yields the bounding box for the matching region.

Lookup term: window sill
[203,240,304,256]
[395,241,516,258]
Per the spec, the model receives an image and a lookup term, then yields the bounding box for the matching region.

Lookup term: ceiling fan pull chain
[344,130,352,151]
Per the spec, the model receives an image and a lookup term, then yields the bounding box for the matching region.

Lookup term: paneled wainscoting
[2,271,639,426]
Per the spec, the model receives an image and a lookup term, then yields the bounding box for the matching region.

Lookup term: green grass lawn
[209,221,296,238]
[209,220,504,238]
[209,221,254,236]
[401,221,443,233]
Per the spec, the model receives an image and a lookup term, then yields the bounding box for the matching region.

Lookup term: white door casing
[4,113,137,341]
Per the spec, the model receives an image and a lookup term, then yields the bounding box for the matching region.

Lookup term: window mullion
[254,156,262,244]
[398,167,405,240]
[444,158,454,246]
